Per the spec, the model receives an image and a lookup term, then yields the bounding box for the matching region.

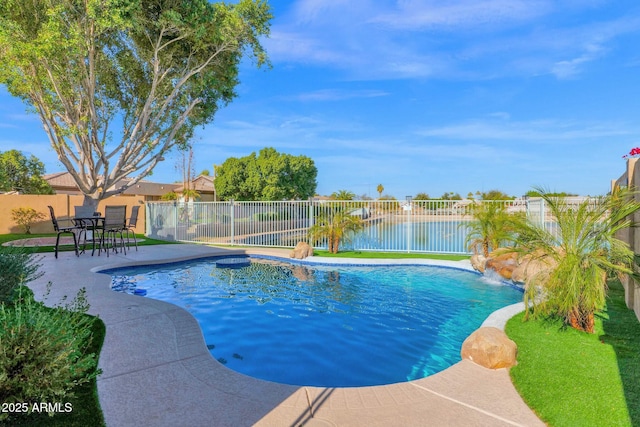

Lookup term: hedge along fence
[0,194,146,235]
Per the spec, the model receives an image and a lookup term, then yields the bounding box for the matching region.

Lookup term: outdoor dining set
[47,204,140,258]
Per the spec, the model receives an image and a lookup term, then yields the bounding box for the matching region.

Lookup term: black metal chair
[124,205,140,250]
[47,205,82,258]
[98,205,127,257]
[74,206,102,255]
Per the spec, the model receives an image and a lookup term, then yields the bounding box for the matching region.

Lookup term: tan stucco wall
[614,158,640,322]
[0,194,145,235]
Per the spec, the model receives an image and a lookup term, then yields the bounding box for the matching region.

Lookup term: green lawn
[506,279,640,427]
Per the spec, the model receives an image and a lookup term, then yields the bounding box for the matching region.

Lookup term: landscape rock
[485,251,518,280]
[290,241,313,259]
[470,253,487,273]
[460,327,517,369]
[511,249,557,284]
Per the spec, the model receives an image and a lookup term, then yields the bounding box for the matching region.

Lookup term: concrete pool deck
[27,244,544,427]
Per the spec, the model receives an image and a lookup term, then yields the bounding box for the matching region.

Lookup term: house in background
[173,174,216,201]
[44,172,216,201]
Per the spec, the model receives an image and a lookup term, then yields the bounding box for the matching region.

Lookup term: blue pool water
[108,257,522,387]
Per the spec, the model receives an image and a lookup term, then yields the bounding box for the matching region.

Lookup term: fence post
[307,198,315,246]
[145,202,150,236]
[173,201,178,241]
[230,199,235,246]
[406,196,412,253]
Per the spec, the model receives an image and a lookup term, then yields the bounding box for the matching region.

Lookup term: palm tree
[376,184,384,199]
[464,202,520,257]
[308,210,364,253]
[181,189,201,202]
[514,189,640,333]
[331,189,355,200]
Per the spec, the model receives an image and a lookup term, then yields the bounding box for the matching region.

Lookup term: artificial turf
[506,279,640,427]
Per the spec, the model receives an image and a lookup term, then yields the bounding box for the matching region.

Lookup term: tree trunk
[330,237,340,253]
[82,195,100,214]
[568,309,595,333]
[482,240,490,258]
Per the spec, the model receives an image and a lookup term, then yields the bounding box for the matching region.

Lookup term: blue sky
[1,0,640,198]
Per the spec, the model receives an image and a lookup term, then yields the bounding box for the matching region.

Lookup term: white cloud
[266,31,354,66]
[370,0,551,30]
[266,1,640,81]
[290,89,389,102]
[416,118,634,142]
[291,0,362,24]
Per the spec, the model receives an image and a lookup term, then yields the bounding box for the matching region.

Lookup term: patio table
[73,216,105,256]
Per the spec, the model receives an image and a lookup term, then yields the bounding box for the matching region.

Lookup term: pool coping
[27,244,543,427]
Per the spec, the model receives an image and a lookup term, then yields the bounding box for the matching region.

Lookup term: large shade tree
[215,147,317,201]
[0,0,271,210]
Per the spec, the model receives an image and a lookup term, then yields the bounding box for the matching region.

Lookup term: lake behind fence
[145,198,563,254]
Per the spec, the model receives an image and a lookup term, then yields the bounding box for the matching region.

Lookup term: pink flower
[623,147,640,159]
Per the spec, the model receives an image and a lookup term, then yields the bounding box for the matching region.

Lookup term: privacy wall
[0,194,145,235]
[613,157,640,321]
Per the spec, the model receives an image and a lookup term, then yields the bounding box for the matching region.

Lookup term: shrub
[463,202,522,257]
[514,188,640,332]
[0,286,101,421]
[308,210,364,253]
[0,247,43,304]
[160,191,178,201]
[255,211,280,221]
[10,207,45,234]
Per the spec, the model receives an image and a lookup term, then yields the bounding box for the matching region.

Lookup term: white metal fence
[147,198,572,254]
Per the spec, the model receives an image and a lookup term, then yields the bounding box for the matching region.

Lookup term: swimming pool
[109,257,522,387]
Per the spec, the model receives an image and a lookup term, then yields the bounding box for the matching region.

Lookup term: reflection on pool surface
[109,257,522,387]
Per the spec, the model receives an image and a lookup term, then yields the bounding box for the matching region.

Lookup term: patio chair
[124,205,140,251]
[74,206,102,255]
[47,205,82,259]
[98,205,127,257]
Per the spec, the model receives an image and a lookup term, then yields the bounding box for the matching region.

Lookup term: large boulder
[460,327,517,369]
[290,241,313,259]
[511,249,558,284]
[485,251,518,280]
[470,253,487,273]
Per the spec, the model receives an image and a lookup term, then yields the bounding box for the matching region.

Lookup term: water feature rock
[485,251,518,280]
[511,249,558,284]
[290,241,313,259]
[460,327,517,369]
[470,254,487,273]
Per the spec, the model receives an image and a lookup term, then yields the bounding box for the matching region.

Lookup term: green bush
[0,286,101,421]
[0,247,43,304]
[10,207,45,234]
[255,211,278,221]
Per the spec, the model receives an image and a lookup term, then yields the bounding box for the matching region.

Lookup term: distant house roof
[175,175,215,194]
[44,172,78,191]
[116,178,180,197]
[44,172,214,198]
